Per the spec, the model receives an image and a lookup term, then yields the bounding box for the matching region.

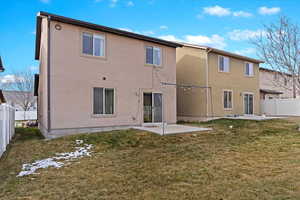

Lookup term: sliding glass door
[244,93,254,115]
[143,93,163,123]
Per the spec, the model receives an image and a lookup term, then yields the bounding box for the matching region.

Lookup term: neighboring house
[176,43,263,120]
[259,68,294,99]
[34,12,182,137]
[0,56,5,72]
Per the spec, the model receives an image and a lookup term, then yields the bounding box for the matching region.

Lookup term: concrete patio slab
[223,115,285,121]
[133,124,212,135]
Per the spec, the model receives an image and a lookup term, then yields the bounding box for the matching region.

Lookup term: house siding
[38,17,49,134]
[44,21,176,133]
[176,47,208,117]
[259,69,294,99]
[176,46,260,119]
[207,52,260,116]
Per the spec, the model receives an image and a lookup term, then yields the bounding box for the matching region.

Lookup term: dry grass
[1,119,300,200]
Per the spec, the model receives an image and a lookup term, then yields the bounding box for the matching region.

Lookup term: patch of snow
[75,139,84,145]
[17,140,93,177]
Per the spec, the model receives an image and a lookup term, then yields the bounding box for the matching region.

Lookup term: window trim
[218,55,230,73]
[223,89,233,110]
[92,87,116,117]
[81,31,106,58]
[145,45,162,67]
[244,62,254,77]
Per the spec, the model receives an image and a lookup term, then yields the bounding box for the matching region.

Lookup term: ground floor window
[223,90,232,109]
[93,88,114,115]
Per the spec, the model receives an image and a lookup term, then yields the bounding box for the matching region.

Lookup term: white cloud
[234,47,256,56]
[185,34,226,49]
[258,6,281,15]
[159,34,226,49]
[160,25,168,30]
[142,30,155,35]
[0,75,23,84]
[203,5,231,17]
[119,27,136,32]
[127,1,134,6]
[119,28,154,36]
[29,66,39,72]
[233,11,252,17]
[159,35,181,42]
[228,29,265,41]
[202,5,252,18]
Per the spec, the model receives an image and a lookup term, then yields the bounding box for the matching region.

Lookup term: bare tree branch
[1,71,35,111]
[252,16,300,98]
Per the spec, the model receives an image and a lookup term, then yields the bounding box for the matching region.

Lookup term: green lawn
[1,119,300,200]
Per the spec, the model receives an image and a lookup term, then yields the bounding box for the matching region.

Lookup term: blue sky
[0,0,299,80]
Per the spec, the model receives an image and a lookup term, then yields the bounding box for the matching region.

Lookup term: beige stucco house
[34,12,182,137]
[259,68,295,99]
[176,43,264,120]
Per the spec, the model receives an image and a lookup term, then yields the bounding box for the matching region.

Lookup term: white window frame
[223,90,233,110]
[93,87,115,116]
[244,62,254,77]
[145,45,162,67]
[218,55,230,72]
[82,32,105,57]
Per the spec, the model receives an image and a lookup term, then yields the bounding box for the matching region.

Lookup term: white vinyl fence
[0,104,15,157]
[261,98,300,116]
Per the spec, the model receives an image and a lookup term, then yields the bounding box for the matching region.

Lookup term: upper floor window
[82,32,105,57]
[245,62,254,76]
[218,56,230,72]
[146,46,161,66]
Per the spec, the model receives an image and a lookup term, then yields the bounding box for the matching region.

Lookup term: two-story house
[259,67,295,99]
[35,12,182,137]
[176,43,263,120]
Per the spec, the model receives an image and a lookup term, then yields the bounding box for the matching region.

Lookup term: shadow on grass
[14,127,44,142]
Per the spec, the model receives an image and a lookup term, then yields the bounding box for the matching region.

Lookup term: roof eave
[208,48,264,64]
[35,12,183,61]
[35,16,42,60]
[181,43,264,64]
[260,89,283,94]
